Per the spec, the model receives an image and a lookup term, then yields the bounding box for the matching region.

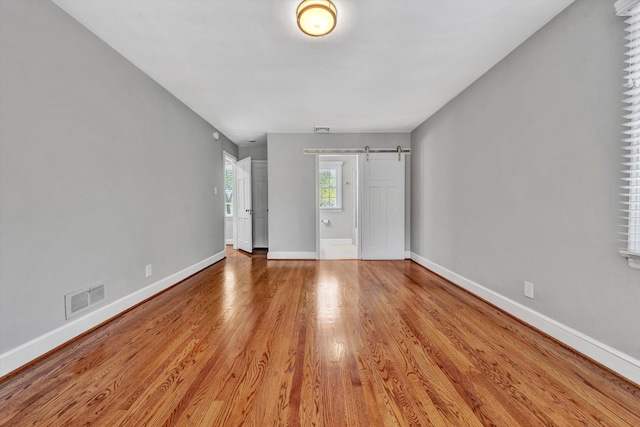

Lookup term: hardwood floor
[1,248,638,426]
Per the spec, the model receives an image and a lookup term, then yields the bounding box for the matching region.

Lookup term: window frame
[319,161,343,211]
[616,0,640,269]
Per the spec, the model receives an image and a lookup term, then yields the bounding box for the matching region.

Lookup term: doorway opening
[223,152,237,248]
[317,155,359,259]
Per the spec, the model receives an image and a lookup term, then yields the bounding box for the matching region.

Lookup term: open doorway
[223,152,237,247]
[318,155,359,259]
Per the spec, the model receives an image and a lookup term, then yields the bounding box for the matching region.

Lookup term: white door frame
[308,147,409,261]
[315,154,320,259]
[223,151,237,248]
[314,154,362,260]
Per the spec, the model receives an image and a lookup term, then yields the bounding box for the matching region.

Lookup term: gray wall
[239,144,267,161]
[411,0,639,358]
[319,155,357,242]
[268,133,410,254]
[0,0,234,354]
[222,139,239,161]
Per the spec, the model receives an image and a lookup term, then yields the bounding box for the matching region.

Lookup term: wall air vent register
[64,282,107,320]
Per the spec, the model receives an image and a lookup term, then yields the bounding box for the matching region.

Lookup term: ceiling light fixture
[296,0,337,37]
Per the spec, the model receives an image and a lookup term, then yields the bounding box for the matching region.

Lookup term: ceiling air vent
[314,126,330,133]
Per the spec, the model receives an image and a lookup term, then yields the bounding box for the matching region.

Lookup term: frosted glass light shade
[296,0,337,37]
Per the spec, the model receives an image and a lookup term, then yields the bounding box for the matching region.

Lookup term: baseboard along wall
[410,252,640,386]
[4,250,637,386]
[0,250,227,377]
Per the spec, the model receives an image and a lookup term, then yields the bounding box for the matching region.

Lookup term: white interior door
[236,157,253,253]
[361,152,405,260]
[252,160,268,248]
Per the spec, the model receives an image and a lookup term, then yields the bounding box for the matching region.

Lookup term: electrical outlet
[146,264,152,278]
[214,186,218,195]
[524,281,534,299]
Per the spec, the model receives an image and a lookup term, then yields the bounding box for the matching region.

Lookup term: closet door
[236,157,252,253]
[252,160,268,248]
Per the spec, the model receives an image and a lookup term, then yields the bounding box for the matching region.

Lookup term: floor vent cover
[314,126,330,133]
[65,282,107,320]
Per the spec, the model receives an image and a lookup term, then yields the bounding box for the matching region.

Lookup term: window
[319,161,343,210]
[617,0,640,269]
[225,163,233,217]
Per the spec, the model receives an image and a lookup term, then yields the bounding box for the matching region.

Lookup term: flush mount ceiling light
[296,0,337,37]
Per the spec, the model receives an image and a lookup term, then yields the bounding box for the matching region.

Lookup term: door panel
[236,157,252,253]
[252,161,268,248]
[361,153,405,260]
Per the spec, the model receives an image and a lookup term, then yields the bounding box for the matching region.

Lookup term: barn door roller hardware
[304,146,410,161]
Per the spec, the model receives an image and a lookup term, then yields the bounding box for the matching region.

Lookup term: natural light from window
[225,163,233,217]
[617,0,640,269]
[319,161,343,210]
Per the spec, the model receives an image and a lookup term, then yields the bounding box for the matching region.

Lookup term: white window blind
[617,0,640,268]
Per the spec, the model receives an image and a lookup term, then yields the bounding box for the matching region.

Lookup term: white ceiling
[52,0,574,146]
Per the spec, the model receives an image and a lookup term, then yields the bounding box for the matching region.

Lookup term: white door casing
[361,152,405,260]
[223,152,237,247]
[236,157,253,253]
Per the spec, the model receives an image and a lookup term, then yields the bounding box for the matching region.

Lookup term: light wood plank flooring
[1,248,638,426]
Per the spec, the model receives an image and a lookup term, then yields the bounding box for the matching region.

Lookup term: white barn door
[236,157,253,253]
[361,153,405,260]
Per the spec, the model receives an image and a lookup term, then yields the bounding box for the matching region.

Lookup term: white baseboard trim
[320,238,353,245]
[0,250,226,377]
[410,252,640,386]
[405,251,411,259]
[225,239,234,245]
[267,251,317,260]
